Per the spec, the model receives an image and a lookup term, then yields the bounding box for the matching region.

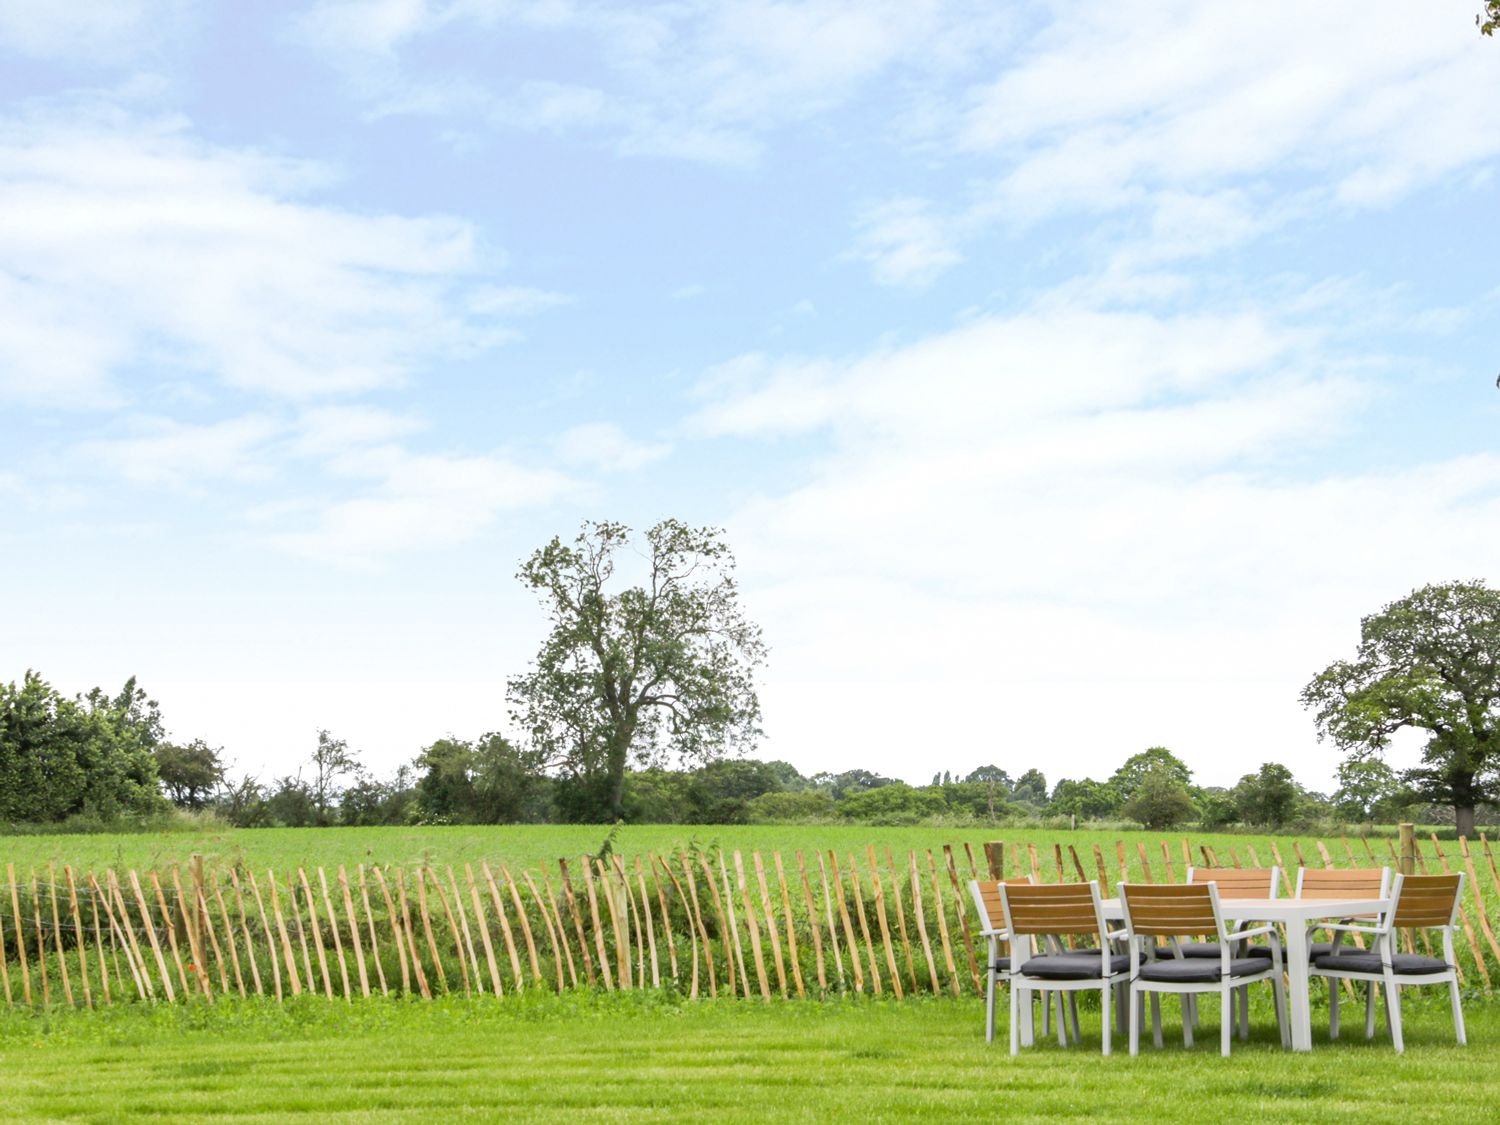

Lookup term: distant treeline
[0,670,1482,832]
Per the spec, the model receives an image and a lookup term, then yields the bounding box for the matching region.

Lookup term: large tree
[509,519,767,821]
[1302,580,1500,837]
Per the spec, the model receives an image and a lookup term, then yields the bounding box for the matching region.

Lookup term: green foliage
[835,783,945,824]
[1233,763,1300,828]
[1050,778,1121,820]
[1196,789,1239,830]
[155,739,225,808]
[1120,766,1196,830]
[509,519,767,821]
[686,758,784,823]
[0,672,166,823]
[745,789,836,822]
[1482,1,1500,34]
[1303,579,1500,835]
[1332,757,1403,824]
[1110,747,1192,802]
[414,734,550,824]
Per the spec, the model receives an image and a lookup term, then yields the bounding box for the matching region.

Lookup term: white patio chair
[1120,881,1289,1057]
[1177,866,1280,1039]
[1291,865,1392,1037]
[998,880,1129,1056]
[1309,871,1465,1052]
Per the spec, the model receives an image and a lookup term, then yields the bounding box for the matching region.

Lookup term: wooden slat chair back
[1391,873,1462,928]
[1120,883,1220,938]
[1296,865,1390,918]
[969,877,1036,934]
[1001,881,1103,937]
[1186,866,1278,898]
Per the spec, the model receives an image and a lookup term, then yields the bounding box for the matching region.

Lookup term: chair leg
[1042,990,1051,1038]
[1365,981,1376,1040]
[1115,982,1128,1035]
[1220,985,1232,1057]
[985,966,996,1044]
[1068,994,1081,1043]
[1010,982,1021,1055]
[1182,994,1194,1048]
[1450,979,1467,1046]
[1129,987,1141,1056]
[1101,984,1112,1057]
[1329,978,1340,1041]
[1056,991,1069,1047]
[1151,993,1163,1048]
[1237,985,1249,1040]
[1385,978,1404,1053]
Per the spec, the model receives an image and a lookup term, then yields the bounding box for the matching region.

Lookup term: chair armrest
[1106,927,1130,941]
[973,929,1008,940]
[1320,922,1382,936]
[1231,924,1278,941]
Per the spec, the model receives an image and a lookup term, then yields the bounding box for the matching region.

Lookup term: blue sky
[3,0,1499,792]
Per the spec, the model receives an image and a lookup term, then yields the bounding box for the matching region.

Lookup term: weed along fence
[4,833,1500,1008]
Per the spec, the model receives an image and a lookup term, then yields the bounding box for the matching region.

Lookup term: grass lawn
[0,991,1483,1123]
[0,822,1435,877]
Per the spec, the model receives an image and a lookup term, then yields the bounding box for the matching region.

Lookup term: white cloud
[0,107,524,405]
[267,444,576,563]
[961,1,1500,220]
[850,198,963,288]
[0,0,190,63]
[78,414,283,487]
[556,421,672,473]
[294,0,1011,164]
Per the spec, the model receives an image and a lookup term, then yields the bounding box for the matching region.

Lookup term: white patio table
[1099,895,1390,1051]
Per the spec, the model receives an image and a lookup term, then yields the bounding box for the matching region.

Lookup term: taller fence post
[1399,823,1416,876]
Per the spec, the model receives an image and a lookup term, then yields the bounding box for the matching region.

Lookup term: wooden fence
[2,833,1499,1007]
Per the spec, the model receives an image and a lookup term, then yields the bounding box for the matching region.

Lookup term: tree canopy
[1303,580,1500,836]
[1482,1,1500,35]
[508,519,767,821]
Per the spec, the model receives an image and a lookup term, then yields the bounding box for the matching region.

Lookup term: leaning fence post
[1399,823,1416,876]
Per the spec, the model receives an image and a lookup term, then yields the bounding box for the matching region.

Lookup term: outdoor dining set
[967,866,1468,1056]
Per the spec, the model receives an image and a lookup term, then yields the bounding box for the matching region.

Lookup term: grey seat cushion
[1019,953,1129,979]
[1137,957,1269,983]
[1314,952,1451,975]
[991,957,1011,972]
[1181,941,1272,959]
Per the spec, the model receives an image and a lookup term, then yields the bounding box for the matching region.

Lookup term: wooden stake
[1458,838,1500,967]
[245,869,283,999]
[525,870,568,991]
[372,867,411,997]
[1158,841,1177,884]
[427,867,471,995]
[983,841,1004,879]
[413,867,448,993]
[462,865,502,996]
[394,868,432,999]
[846,854,883,995]
[751,852,786,997]
[611,857,644,987]
[580,857,614,990]
[169,868,209,1000]
[827,851,863,992]
[1026,843,1041,882]
[771,852,805,998]
[7,865,31,1004]
[907,851,939,993]
[297,869,333,999]
[45,866,74,1006]
[600,859,632,989]
[1135,843,1154,883]
[1068,845,1088,884]
[795,851,826,994]
[1053,843,1066,884]
[315,868,352,1000]
[942,845,982,993]
[1431,835,1489,986]
[60,867,90,1007]
[130,870,174,1001]
[678,855,717,998]
[665,856,706,998]
[646,856,678,984]
[715,852,751,998]
[444,866,483,995]
[221,871,255,997]
[815,851,845,988]
[1092,844,1110,894]
[357,866,388,996]
[501,864,543,985]
[84,875,110,1004]
[146,871,189,997]
[481,863,526,992]
[864,846,903,998]
[634,858,661,989]
[557,859,596,987]
[733,851,771,1000]
[1116,840,1128,885]
[339,866,372,998]
[99,872,148,1001]
[925,850,959,996]
[884,848,916,993]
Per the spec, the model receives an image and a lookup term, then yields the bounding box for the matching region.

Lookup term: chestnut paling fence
[2,833,1499,1007]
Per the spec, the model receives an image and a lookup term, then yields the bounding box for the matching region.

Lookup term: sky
[3,0,1499,794]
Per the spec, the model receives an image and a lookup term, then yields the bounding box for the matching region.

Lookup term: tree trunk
[1456,803,1476,840]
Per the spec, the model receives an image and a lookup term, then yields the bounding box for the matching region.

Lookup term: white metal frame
[1120,881,1289,1057]
[1293,864,1392,1037]
[1308,871,1466,1052]
[999,880,1129,1057]
[968,877,1080,1045]
[1181,865,1281,1038]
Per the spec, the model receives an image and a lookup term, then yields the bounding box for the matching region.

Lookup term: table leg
[1284,924,1313,1050]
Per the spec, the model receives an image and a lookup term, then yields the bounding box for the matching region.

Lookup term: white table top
[1100,896,1388,922]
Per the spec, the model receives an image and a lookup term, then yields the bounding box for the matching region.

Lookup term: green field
[0,822,1429,877]
[0,990,1484,1123]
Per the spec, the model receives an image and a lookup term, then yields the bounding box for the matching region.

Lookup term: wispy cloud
[556,421,671,473]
